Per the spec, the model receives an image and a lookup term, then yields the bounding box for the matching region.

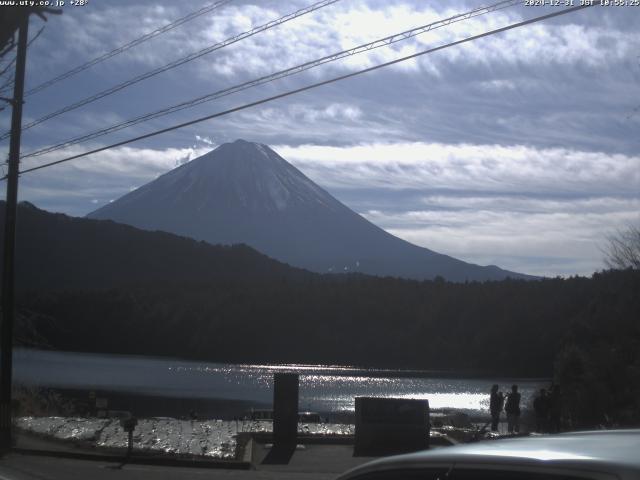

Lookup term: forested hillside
[1,201,310,291]
[18,270,639,378]
[4,202,640,427]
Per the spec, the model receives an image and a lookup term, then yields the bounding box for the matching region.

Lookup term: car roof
[339,430,640,479]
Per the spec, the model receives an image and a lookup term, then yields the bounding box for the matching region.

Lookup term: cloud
[42,0,630,90]
[255,103,362,123]
[275,142,640,196]
[270,141,639,276]
[13,144,210,217]
[35,2,189,68]
[19,0,639,158]
[7,138,638,277]
[7,0,638,278]
[195,134,216,146]
[363,198,640,277]
[478,79,516,91]
[178,2,640,81]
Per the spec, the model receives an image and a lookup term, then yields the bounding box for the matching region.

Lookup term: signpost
[120,417,138,458]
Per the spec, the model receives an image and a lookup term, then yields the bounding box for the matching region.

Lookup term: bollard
[262,373,299,464]
[273,373,298,449]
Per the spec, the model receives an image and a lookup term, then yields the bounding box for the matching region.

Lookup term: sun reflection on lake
[15,348,545,416]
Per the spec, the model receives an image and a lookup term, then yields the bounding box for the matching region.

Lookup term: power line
[0,58,16,96]
[13,4,593,178]
[0,26,45,102]
[0,0,342,141]
[21,0,521,160]
[0,0,234,97]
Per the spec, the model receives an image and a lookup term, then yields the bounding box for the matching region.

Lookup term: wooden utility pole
[0,12,29,451]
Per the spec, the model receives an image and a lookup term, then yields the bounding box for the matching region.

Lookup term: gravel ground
[16,416,355,459]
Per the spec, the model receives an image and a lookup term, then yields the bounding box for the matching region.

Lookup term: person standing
[504,384,521,433]
[489,384,504,432]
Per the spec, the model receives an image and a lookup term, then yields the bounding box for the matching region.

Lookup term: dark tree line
[17,270,639,378]
[553,269,640,428]
[4,202,640,427]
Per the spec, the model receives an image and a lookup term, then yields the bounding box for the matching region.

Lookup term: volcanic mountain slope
[88,139,532,281]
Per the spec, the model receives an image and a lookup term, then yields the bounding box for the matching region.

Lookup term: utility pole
[0,12,29,451]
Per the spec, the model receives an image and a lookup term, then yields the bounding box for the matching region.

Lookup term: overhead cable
[0,26,45,96]
[21,0,521,159]
[0,0,341,141]
[0,0,234,97]
[13,4,594,178]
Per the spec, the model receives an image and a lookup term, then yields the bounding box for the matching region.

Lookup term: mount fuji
[88,139,531,281]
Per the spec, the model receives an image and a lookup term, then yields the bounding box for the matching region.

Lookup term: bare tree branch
[603,224,640,270]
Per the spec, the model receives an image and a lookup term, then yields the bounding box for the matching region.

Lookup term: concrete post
[273,372,298,448]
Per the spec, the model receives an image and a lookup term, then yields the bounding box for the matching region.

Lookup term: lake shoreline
[14,348,546,420]
[19,387,272,420]
[15,347,552,381]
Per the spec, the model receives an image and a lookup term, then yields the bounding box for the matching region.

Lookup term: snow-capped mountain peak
[88,139,532,281]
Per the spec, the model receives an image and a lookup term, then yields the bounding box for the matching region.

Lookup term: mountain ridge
[88,139,534,281]
[0,201,310,292]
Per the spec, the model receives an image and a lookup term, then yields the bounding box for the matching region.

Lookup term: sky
[0,0,638,277]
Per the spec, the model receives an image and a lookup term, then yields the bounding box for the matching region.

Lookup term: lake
[14,348,547,419]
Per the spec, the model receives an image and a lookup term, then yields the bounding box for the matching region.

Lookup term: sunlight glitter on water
[303,392,488,413]
[14,349,545,415]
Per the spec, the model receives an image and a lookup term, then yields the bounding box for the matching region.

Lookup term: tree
[604,224,640,270]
